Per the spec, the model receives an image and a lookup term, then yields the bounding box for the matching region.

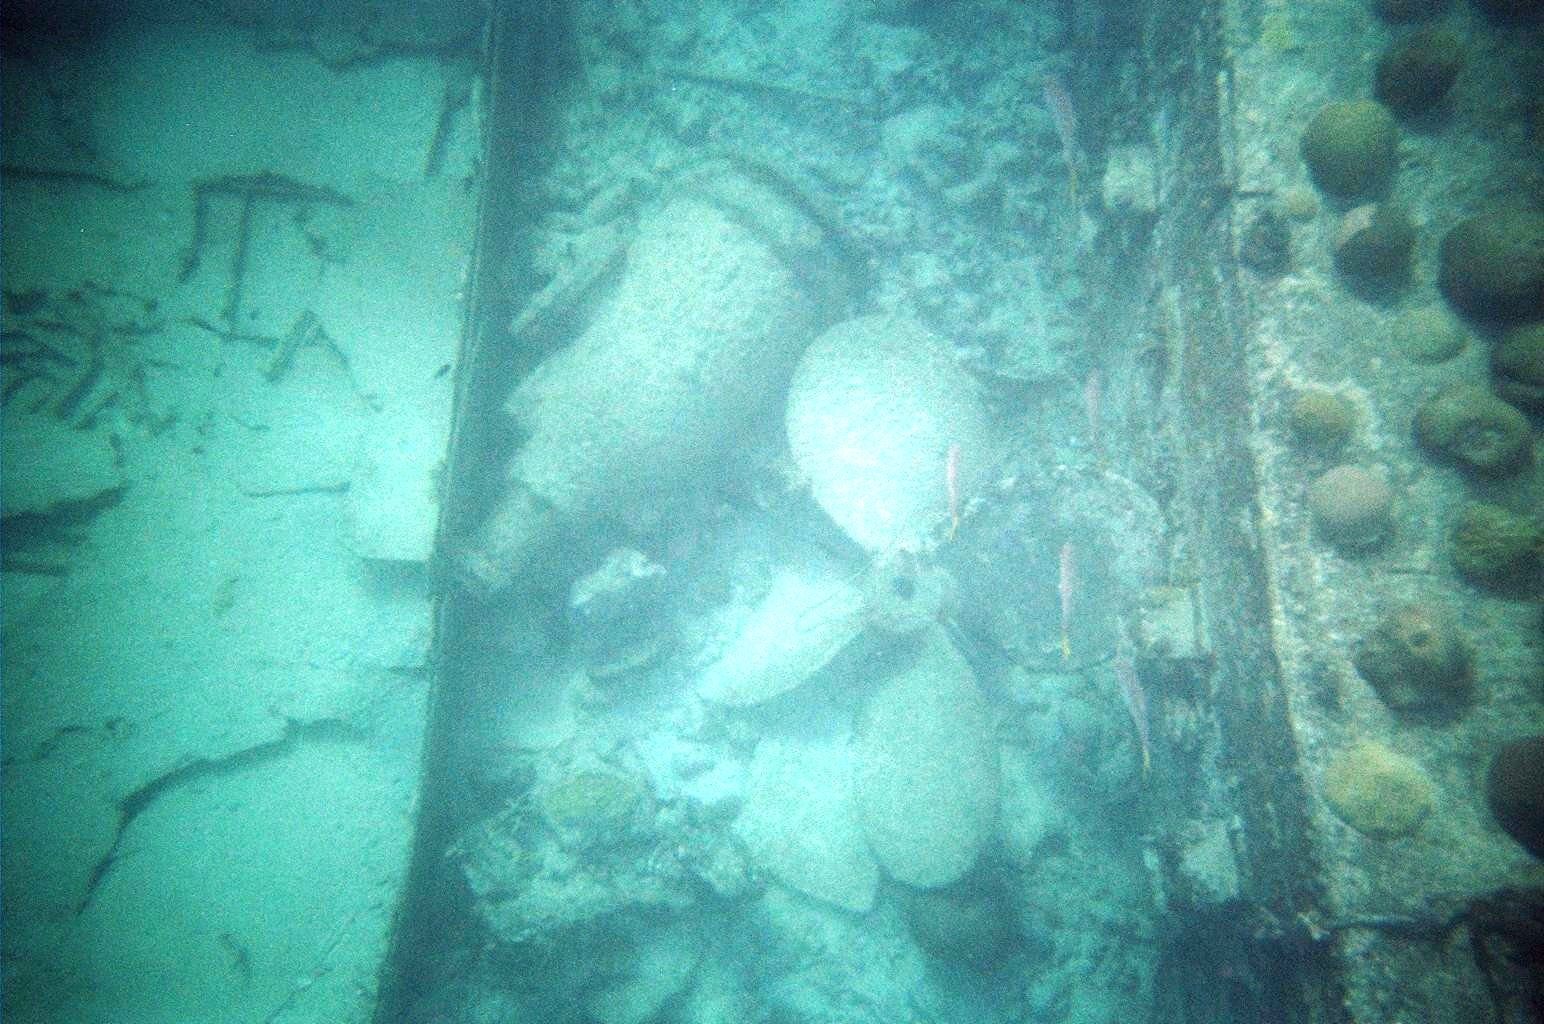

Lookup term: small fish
[1041,73,1081,207]
[946,443,962,540]
[1114,638,1152,776]
[1083,367,1103,462]
[1057,541,1074,661]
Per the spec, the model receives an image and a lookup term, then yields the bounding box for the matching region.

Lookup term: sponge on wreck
[1323,740,1434,839]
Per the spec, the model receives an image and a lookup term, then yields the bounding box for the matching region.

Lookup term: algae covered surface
[429,1,1543,1022]
[6,1,1542,1024]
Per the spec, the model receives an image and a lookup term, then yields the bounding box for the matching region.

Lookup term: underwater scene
[2,0,1542,1022]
